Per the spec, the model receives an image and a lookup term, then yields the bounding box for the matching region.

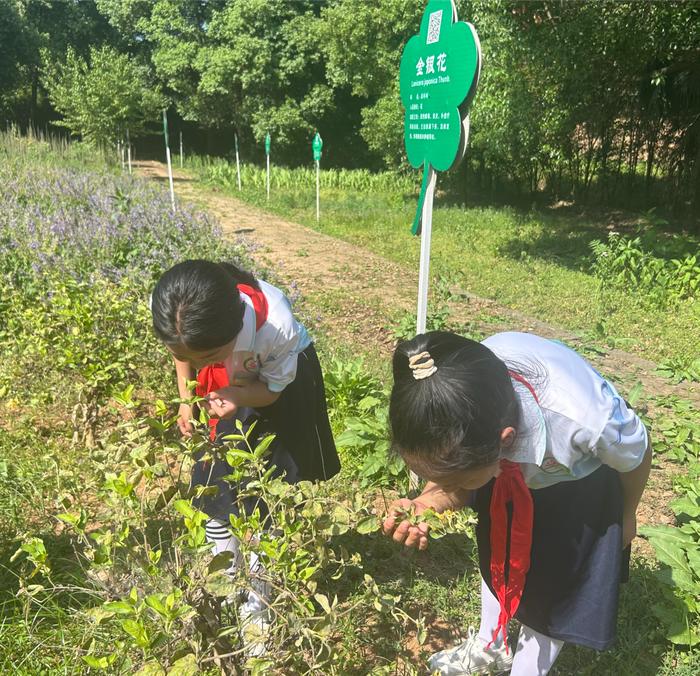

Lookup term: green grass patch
[191,158,700,365]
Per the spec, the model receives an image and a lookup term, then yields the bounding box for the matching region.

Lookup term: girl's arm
[173,357,195,398]
[173,357,196,436]
[205,380,281,417]
[619,438,652,547]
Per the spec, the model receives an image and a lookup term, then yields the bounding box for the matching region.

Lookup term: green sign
[265,132,271,156]
[312,132,323,161]
[399,0,480,233]
[162,109,169,147]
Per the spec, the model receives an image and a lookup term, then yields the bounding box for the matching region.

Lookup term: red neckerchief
[195,284,269,440]
[487,371,537,652]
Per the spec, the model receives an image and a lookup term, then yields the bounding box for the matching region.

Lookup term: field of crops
[1,133,699,674]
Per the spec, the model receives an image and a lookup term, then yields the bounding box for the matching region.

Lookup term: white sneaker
[429,627,513,675]
[239,599,271,659]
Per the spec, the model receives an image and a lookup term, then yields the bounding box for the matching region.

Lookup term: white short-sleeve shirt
[482,332,649,489]
[222,280,310,393]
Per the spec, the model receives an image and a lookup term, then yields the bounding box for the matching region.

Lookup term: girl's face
[412,460,501,492]
[167,339,235,370]
[405,427,514,492]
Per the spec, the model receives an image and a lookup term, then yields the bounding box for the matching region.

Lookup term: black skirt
[475,464,630,650]
[192,343,340,521]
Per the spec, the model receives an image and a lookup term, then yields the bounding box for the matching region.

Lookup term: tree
[42,45,164,147]
[0,0,33,118]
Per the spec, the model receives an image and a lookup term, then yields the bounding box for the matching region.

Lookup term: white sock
[510,624,564,676]
[477,578,504,648]
[205,518,241,575]
[244,548,270,613]
[206,519,270,612]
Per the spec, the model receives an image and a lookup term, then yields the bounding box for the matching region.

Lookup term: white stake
[316,159,320,222]
[166,146,176,212]
[235,133,241,191]
[179,131,183,168]
[118,139,125,169]
[266,153,270,200]
[126,128,132,174]
[416,165,437,335]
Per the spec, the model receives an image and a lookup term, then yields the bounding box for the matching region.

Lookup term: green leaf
[172,500,196,519]
[167,653,198,675]
[103,601,135,615]
[641,526,696,591]
[82,654,116,669]
[356,515,381,534]
[314,593,332,614]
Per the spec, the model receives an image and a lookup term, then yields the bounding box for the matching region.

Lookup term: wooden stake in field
[126,128,132,175]
[235,132,242,191]
[265,132,271,200]
[179,131,183,168]
[118,139,125,169]
[162,110,176,212]
[312,132,323,222]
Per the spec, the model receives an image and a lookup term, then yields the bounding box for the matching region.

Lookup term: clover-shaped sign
[400,0,481,233]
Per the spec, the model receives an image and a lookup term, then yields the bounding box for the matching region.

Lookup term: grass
[1,140,698,672]
[190,157,700,365]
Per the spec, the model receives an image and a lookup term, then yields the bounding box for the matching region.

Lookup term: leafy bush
[590,233,700,307]
[11,395,473,672]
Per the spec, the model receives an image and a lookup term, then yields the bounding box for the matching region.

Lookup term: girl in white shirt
[151,259,339,641]
[383,331,651,675]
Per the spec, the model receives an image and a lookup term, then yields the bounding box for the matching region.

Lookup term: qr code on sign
[426,9,443,44]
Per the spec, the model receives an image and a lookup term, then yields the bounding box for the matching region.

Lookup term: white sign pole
[235,133,242,191]
[316,159,320,222]
[266,153,270,200]
[179,131,183,168]
[166,146,176,212]
[416,165,437,335]
[126,128,132,174]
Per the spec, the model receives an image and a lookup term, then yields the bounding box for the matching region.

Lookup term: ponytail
[218,261,260,290]
[389,331,519,475]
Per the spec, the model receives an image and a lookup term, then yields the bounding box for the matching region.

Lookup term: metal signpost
[265,132,271,200]
[399,0,481,334]
[312,132,323,222]
[162,110,176,212]
[235,132,242,191]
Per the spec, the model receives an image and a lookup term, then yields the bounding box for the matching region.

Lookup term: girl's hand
[177,403,194,437]
[382,498,431,551]
[203,388,238,420]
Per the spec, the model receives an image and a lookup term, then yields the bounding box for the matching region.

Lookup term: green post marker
[312,132,323,222]
[162,109,176,212]
[265,132,271,200]
[399,0,480,334]
[234,132,242,191]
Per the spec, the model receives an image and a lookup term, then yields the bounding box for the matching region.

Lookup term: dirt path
[137,160,698,534]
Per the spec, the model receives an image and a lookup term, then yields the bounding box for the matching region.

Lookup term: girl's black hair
[151,259,260,350]
[389,331,520,476]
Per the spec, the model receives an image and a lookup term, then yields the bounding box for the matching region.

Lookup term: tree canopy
[1,0,698,215]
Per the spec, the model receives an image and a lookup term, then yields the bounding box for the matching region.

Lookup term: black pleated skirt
[475,464,630,650]
[192,343,340,521]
